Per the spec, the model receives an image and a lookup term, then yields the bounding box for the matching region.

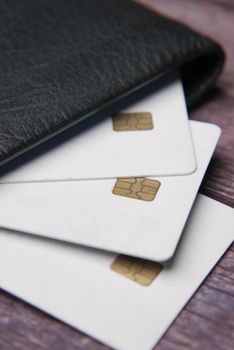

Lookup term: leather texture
[0,0,225,165]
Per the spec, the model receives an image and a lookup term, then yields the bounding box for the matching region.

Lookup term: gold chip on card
[113,177,160,201]
[111,255,162,287]
[112,112,153,131]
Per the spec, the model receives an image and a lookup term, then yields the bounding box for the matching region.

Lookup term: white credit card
[0,70,196,182]
[0,195,233,350]
[0,121,220,262]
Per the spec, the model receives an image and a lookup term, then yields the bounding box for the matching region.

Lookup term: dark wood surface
[0,1,233,349]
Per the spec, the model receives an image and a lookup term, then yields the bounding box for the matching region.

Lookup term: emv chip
[111,255,162,286]
[112,112,153,131]
[113,177,160,201]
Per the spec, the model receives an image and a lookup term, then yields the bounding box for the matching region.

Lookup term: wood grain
[0,1,233,349]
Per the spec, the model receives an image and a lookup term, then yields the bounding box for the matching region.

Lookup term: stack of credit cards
[0,70,233,350]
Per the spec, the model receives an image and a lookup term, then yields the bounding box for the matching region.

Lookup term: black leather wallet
[0,0,225,166]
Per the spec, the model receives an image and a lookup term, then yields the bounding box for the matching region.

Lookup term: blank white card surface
[0,195,233,350]
[0,121,220,262]
[0,70,196,182]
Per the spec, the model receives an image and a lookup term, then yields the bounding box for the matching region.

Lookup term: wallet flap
[0,0,224,165]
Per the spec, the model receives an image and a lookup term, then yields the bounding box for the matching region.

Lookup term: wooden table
[0,1,233,349]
